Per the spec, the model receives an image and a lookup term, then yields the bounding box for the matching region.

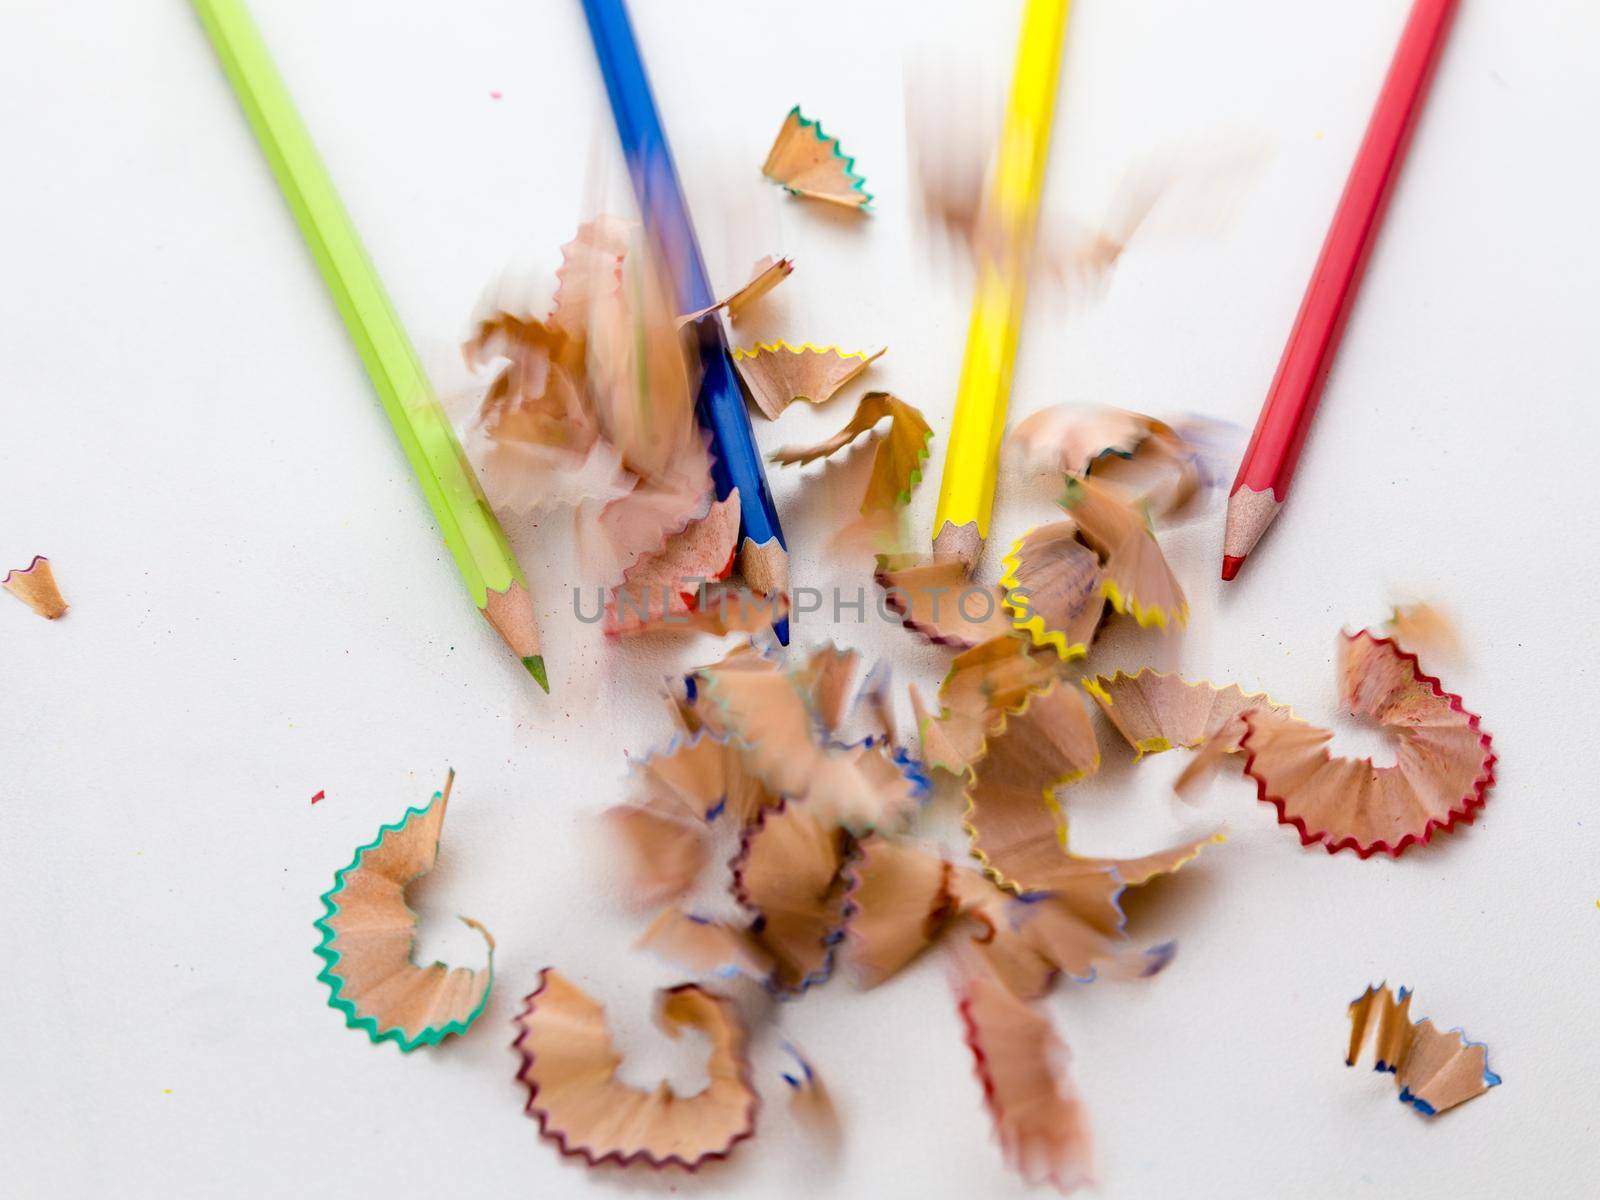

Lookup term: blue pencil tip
[774,616,791,646]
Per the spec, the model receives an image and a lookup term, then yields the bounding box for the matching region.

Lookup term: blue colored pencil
[578,0,790,643]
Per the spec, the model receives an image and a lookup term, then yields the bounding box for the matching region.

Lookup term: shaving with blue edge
[1347,983,1501,1116]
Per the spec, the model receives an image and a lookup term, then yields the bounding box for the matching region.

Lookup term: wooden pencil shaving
[1009,405,1162,477]
[948,867,1128,999]
[1083,670,1289,757]
[963,680,1100,893]
[697,660,925,834]
[603,798,711,909]
[1387,600,1463,664]
[770,391,933,518]
[874,554,1016,649]
[605,493,741,633]
[840,838,951,988]
[634,908,774,981]
[917,635,1063,775]
[312,771,493,1050]
[955,956,1095,1194]
[731,799,853,996]
[680,254,794,326]
[460,217,714,584]
[1346,984,1500,1116]
[1000,521,1105,660]
[780,1044,842,1147]
[1060,474,1188,629]
[1241,630,1496,857]
[1083,670,1294,802]
[793,643,862,734]
[3,556,67,619]
[512,971,758,1169]
[634,729,777,827]
[603,730,783,907]
[733,341,884,419]
[761,106,872,208]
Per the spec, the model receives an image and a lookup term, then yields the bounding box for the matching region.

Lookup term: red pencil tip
[1221,555,1246,582]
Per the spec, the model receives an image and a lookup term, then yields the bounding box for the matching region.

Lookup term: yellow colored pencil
[932,0,1071,568]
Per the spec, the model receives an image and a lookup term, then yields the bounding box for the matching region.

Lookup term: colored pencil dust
[189,0,546,688]
[932,0,1072,570]
[1222,0,1459,581]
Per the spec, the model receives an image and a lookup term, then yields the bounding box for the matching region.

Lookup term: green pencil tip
[522,655,550,693]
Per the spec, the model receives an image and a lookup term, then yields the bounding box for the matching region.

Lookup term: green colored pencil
[190,0,547,691]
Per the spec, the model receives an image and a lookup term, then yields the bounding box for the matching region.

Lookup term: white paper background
[2,1,1597,1196]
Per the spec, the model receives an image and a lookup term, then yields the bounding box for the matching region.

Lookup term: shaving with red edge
[511,970,758,1170]
[1239,630,1495,857]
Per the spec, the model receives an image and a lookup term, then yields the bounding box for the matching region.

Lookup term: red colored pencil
[1222,0,1459,582]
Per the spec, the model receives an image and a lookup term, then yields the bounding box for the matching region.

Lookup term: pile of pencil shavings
[309,394,1497,1192]
[449,205,923,637]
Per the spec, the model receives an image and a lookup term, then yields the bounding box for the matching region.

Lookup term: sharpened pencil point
[1221,555,1245,582]
[773,616,791,647]
[523,655,550,693]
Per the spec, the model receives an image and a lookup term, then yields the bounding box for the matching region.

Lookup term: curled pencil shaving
[605,493,741,632]
[794,644,862,734]
[512,970,758,1170]
[562,219,700,482]
[1081,671,1293,801]
[603,799,710,909]
[770,391,933,518]
[582,434,714,588]
[874,554,1016,650]
[910,683,968,774]
[461,218,713,581]
[1387,601,1463,664]
[313,771,494,1050]
[1009,405,1162,477]
[951,829,1213,998]
[730,799,853,996]
[840,838,951,988]
[1010,404,1206,522]
[1240,631,1496,857]
[955,957,1096,1194]
[1083,670,1290,757]
[634,730,778,829]
[839,836,1185,997]
[680,254,794,326]
[3,556,67,619]
[603,732,780,907]
[733,342,884,420]
[917,635,1063,775]
[999,522,1105,660]
[761,106,872,208]
[1060,474,1187,630]
[634,908,773,982]
[963,680,1100,894]
[698,662,923,833]
[671,644,783,737]
[1346,984,1501,1116]
[1085,422,1204,519]
[780,1043,842,1147]
[457,307,627,514]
